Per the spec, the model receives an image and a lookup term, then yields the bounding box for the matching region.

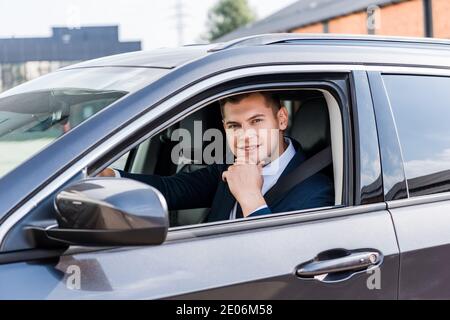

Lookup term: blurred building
[0,26,141,92]
[218,0,449,41]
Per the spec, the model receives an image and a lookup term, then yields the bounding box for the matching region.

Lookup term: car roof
[62,44,216,69]
[209,33,450,51]
[61,33,450,71]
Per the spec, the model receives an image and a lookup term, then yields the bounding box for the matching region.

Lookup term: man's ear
[277,106,289,130]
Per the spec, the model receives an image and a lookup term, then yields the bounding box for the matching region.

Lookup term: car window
[0,67,168,178]
[111,151,131,171]
[383,74,450,197]
[108,89,341,227]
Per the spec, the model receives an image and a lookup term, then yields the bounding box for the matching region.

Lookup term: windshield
[0,66,169,178]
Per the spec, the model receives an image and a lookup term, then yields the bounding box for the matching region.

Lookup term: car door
[369,70,450,299]
[0,66,399,299]
[0,206,397,300]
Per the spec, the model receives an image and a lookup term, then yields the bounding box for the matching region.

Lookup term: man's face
[222,93,288,165]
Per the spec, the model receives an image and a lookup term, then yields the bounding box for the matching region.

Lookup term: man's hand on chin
[97,167,116,177]
[222,161,266,217]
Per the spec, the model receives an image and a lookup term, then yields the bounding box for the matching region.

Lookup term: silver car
[0,34,450,299]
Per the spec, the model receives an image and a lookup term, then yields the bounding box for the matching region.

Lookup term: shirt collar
[262,137,296,177]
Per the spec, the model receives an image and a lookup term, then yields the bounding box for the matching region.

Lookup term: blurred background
[0,0,448,93]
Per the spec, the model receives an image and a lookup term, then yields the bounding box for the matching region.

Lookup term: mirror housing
[36,177,169,246]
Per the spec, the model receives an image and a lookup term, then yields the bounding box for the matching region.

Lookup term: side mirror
[34,178,169,246]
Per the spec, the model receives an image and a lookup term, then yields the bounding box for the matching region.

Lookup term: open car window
[111,89,343,227]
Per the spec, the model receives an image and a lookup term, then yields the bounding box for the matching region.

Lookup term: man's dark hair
[218,92,281,118]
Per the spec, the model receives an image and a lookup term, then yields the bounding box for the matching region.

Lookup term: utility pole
[174,0,186,46]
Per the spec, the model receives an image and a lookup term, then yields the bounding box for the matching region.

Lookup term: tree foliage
[205,0,256,41]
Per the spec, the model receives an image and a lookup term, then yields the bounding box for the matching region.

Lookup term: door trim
[166,203,387,242]
[0,202,387,265]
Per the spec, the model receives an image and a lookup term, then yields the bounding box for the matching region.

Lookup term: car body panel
[64,45,214,69]
[388,199,450,299]
[0,206,398,299]
[368,68,450,299]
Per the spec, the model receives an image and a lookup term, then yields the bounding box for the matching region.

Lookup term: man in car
[99,92,334,222]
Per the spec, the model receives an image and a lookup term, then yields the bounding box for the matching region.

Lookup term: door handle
[296,249,382,279]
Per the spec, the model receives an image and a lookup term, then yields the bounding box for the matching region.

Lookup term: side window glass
[383,74,450,197]
[110,151,131,171]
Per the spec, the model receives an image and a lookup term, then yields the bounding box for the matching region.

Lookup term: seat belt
[264,146,333,207]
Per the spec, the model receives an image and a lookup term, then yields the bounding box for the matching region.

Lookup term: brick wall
[433,0,450,38]
[375,0,424,36]
[328,11,368,34]
[288,0,450,39]
[291,23,323,33]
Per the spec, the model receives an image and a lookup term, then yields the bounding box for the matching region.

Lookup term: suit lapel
[263,138,306,203]
[279,140,306,178]
[207,181,236,222]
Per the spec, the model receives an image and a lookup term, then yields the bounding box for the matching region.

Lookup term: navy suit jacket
[119,140,334,222]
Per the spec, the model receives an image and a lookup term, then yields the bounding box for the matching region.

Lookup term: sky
[0,0,298,50]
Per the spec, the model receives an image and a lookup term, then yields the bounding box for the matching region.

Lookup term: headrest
[290,96,331,157]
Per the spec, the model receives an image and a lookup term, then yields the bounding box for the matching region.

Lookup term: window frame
[369,68,450,208]
[0,65,362,256]
[381,73,450,198]
[350,71,384,205]
[117,86,346,227]
[86,76,353,232]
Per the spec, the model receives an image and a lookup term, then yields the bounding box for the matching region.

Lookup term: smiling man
[99,91,334,222]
